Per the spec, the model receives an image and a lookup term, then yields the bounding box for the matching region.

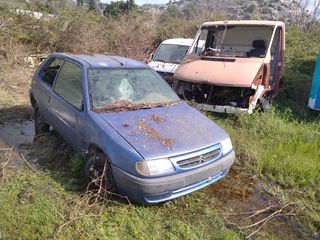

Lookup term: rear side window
[40,58,63,87]
[54,61,83,110]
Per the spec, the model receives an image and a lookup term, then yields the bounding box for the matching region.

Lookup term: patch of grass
[213,109,320,189]
[0,171,70,239]
[0,89,15,106]
[0,0,27,9]
[69,153,83,175]
[0,170,242,239]
[210,107,320,234]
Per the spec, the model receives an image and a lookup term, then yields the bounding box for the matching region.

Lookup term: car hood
[99,103,228,160]
[148,61,179,74]
[174,56,264,88]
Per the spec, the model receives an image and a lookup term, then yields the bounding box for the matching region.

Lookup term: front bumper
[112,150,235,204]
[194,103,249,114]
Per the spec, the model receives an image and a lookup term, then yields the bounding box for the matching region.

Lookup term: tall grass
[212,110,320,189]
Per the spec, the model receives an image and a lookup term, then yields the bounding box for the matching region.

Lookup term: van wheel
[258,97,271,112]
[85,151,115,191]
[34,104,50,134]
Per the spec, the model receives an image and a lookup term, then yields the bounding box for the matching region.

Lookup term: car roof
[161,38,195,46]
[202,20,285,27]
[52,53,147,68]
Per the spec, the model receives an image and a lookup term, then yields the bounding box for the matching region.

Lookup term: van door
[269,26,284,94]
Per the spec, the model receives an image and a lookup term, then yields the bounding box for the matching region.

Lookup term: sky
[100,0,170,5]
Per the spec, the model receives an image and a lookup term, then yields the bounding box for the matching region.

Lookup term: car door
[32,57,64,122]
[48,59,86,151]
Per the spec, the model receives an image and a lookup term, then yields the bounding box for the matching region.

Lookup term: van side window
[40,58,63,87]
[54,61,83,110]
[193,29,208,54]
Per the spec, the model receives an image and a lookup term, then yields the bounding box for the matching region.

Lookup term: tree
[28,0,67,13]
[103,0,137,17]
[159,5,181,23]
[88,0,99,12]
[182,3,197,19]
[294,0,320,31]
[77,0,84,7]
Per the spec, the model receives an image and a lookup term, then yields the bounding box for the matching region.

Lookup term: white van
[148,38,195,81]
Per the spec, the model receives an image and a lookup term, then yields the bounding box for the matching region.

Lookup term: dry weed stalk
[19,152,35,171]
[0,147,14,181]
[57,163,131,235]
[225,202,297,239]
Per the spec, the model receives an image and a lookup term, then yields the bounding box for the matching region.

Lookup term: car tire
[34,104,50,135]
[85,151,115,191]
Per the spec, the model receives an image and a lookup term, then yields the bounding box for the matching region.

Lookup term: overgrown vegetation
[0,3,319,239]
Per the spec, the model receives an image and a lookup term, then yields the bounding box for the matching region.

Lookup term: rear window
[40,58,63,87]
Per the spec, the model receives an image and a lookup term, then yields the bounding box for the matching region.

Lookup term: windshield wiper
[92,100,183,113]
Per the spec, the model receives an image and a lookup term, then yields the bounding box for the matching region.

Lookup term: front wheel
[85,151,115,191]
[34,105,50,135]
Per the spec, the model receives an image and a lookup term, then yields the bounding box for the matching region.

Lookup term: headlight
[221,138,233,155]
[136,158,174,176]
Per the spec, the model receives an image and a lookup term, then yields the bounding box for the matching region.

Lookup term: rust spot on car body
[131,118,175,149]
[150,114,165,123]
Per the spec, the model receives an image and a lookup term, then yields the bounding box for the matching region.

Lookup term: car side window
[40,58,63,87]
[54,61,83,111]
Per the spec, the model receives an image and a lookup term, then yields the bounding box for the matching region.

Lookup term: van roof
[201,20,285,28]
[161,38,195,46]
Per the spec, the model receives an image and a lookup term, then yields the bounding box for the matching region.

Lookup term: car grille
[176,148,221,169]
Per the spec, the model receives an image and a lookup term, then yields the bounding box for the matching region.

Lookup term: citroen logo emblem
[199,155,205,163]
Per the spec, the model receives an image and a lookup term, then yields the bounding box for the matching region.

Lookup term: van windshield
[194,25,274,58]
[153,44,190,64]
[88,68,180,111]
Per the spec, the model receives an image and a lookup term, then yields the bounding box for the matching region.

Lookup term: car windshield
[153,44,190,64]
[87,68,180,111]
[193,25,274,58]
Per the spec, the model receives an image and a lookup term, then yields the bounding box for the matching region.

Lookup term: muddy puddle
[0,113,72,171]
[0,120,34,147]
[206,161,312,239]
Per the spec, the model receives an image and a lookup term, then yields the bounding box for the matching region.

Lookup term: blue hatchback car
[29,53,235,204]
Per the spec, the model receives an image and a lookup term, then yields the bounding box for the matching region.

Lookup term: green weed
[0,89,15,106]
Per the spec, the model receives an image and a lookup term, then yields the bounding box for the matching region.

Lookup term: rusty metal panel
[174,57,264,87]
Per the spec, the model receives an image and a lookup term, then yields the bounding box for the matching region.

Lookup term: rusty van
[173,20,285,113]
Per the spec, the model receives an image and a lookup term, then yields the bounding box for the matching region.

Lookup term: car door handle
[48,95,51,103]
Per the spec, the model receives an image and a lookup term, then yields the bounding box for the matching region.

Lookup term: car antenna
[110,56,124,66]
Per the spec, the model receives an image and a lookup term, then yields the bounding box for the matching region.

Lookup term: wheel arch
[86,144,111,163]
